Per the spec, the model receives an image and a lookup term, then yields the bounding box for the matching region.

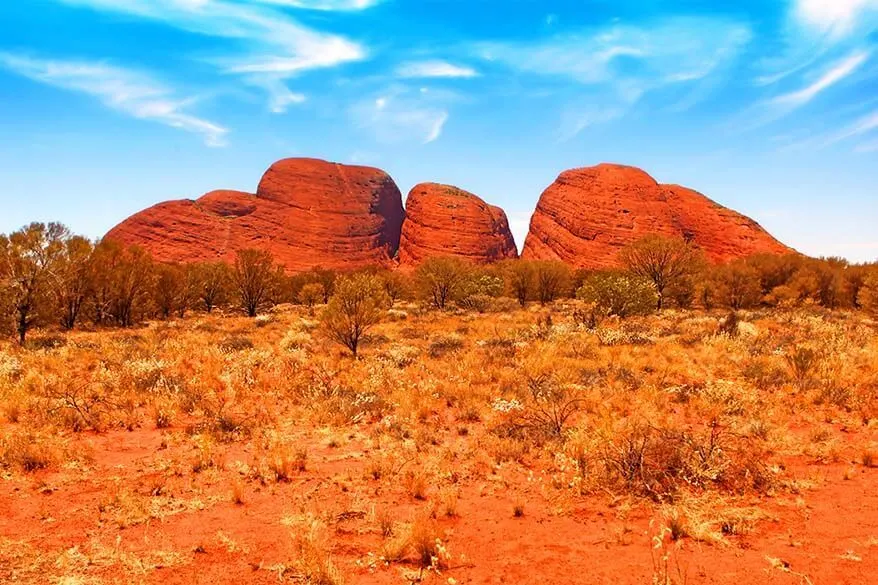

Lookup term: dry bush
[502,372,585,439]
[0,432,59,472]
[595,419,774,500]
[290,519,345,585]
[785,346,822,391]
[427,334,464,358]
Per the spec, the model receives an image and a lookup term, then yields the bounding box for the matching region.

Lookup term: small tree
[233,249,278,317]
[620,235,703,310]
[843,264,869,309]
[54,235,94,330]
[0,223,68,344]
[532,260,571,305]
[92,241,154,327]
[193,261,231,313]
[322,274,389,357]
[379,270,409,305]
[154,264,185,319]
[298,282,325,309]
[746,253,802,299]
[576,271,657,318]
[415,256,470,310]
[501,260,535,307]
[713,260,761,310]
[309,267,337,303]
[858,269,878,313]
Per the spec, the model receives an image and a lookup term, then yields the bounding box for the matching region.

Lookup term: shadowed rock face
[105,158,406,272]
[398,183,518,266]
[521,163,793,268]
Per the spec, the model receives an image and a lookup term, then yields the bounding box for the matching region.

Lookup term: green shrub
[576,271,657,318]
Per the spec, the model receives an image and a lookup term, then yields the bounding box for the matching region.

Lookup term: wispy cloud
[253,0,382,10]
[794,0,878,39]
[476,17,750,86]
[757,0,878,86]
[829,110,878,144]
[396,60,479,79]
[770,50,868,108]
[54,0,367,111]
[351,87,449,144]
[474,16,751,137]
[738,50,872,134]
[0,52,227,146]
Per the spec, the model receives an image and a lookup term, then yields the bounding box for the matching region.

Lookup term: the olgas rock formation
[522,163,792,268]
[105,158,406,272]
[107,159,792,272]
[398,183,518,267]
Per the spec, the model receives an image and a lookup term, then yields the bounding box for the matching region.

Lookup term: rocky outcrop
[521,163,792,268]
[105,158,405,272]
[398,183,518,266]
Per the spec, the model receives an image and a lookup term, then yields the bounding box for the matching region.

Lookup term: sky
[0,0,877,261]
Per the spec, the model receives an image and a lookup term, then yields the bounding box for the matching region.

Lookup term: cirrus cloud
[396,60,479,79]
[0,52,228,146]
[54,0,367,112]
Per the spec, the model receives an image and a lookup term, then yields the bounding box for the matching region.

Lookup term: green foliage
[322,273,390,357]
[532,260,571,305]
[620,235,704,310]
[576,271,657,318]
[298,282,326,308]
[0,223,68,343]
[233,249,280,318]
[414,256,470,310]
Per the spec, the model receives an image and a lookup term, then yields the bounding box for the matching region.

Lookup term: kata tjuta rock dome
[521,163,792,268]
[104,158,406,272]
[398,183,518,266]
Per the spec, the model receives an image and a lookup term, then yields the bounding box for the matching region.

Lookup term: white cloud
[475,16,751,137]
[756,0,878,89]
[54,0,366,110]
[0,52,228,146]
[829,110,878,143]
[351,88,449,144]
[854,139,878,152]
[794,0,878,38]
[250,77,307,113]
[476,17,750,86]
[252,0,382,10]
[770,50,869,108]
[396,60,479,79]
[557,106,626,141]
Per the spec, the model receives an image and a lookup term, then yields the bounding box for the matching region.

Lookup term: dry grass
[1,304,876,583]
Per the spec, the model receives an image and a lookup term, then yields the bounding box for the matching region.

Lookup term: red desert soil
[105,158,405,272]
[398,183,518,267]
[1,424,875,585]
[522,164,793,269]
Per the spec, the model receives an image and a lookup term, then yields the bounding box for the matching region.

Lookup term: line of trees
[3,222,878,343]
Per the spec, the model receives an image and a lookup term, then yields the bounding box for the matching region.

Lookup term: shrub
[717,311,740,337]
[516,373,584,438]
[576,271,657,318]
[233,249,280,317]
[414,256,470,310]
[532,260,571,305]
[620,235,705,311]
[785,346,821,391]
[427,334,464,358]
[298,282,325,308]
[322,274,389,357]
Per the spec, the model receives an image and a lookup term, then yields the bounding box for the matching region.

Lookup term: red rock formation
[398,183,518,266]
[521,163,792,268]
[105,158,405,272]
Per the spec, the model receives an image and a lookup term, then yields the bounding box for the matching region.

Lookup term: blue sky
[1,0,877,261]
